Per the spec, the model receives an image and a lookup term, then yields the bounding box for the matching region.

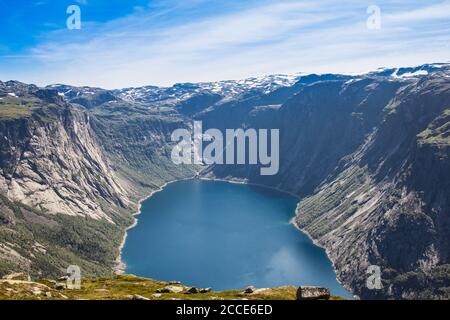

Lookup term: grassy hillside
[0,274,345,300]
[0,194,131,279]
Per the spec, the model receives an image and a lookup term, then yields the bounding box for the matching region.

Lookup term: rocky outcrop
[0,105,130,221]
[156,285,184,293]
[296,286,330,300]
[2,272,31,282]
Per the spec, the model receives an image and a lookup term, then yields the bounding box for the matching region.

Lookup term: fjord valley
[0,63,449,299]
[122,179,352,298]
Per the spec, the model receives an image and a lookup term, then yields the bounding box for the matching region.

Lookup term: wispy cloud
[1,0,449,88]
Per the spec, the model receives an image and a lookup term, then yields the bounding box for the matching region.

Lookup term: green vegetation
[90,104,199,201]
[297,165,372,238]
[0,274,345,300]
[0,194,127,279]
[418,108,450,146]
[0,96,42,118]
[351,264,450,300]
[0,105,33,118]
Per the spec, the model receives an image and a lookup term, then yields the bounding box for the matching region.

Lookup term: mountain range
[0,63,449,299]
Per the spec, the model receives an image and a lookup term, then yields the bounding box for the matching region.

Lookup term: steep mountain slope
[198,67,450,299]
[0,81,195,278]
[0,82,133,277]
[293,75,450,299]
[0,93,127,220]
[88,99,199,200]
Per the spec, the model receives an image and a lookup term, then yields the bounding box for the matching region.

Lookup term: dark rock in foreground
[296,286,330,300]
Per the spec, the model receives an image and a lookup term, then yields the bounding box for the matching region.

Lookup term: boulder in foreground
[296,286,330,300]
[156,285,184,293]
[2,273,31,282]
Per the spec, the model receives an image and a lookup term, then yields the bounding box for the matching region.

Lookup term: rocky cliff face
[0,104,129,221]
[0,64,449,299]
[0,82,194,278]
[198,68,450,299]
[292,75,450,299]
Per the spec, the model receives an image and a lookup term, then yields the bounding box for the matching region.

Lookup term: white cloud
[1,0,449,88]
[385,0,450,23]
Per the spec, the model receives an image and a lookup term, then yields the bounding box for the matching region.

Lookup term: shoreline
[198,176,301,200]
[113,175,354,297]
[290,214,354,297]
[114,177,194,274]
[114,175,299,274]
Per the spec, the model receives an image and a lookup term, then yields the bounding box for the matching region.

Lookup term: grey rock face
[185,287,199,294]
[296,286,330,300]
[0,104,130,220]
[156,286,184,293]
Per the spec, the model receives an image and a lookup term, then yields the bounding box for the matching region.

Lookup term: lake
[122,179,352,298]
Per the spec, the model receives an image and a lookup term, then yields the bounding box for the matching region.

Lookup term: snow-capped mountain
[114,74,304,106]
[366,63,449,79]
[45,63,450,111]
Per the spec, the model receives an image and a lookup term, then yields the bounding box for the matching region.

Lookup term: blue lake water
[122,179,351,298]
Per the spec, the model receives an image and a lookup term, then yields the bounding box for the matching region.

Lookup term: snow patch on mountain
[115,73,304,105]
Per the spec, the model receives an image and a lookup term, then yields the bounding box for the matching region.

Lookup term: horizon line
[1,61,449,91]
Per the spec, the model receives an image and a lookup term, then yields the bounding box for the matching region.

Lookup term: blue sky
[0,0,449,88]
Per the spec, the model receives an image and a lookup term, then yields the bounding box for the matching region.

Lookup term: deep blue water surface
[123,179,351,298]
